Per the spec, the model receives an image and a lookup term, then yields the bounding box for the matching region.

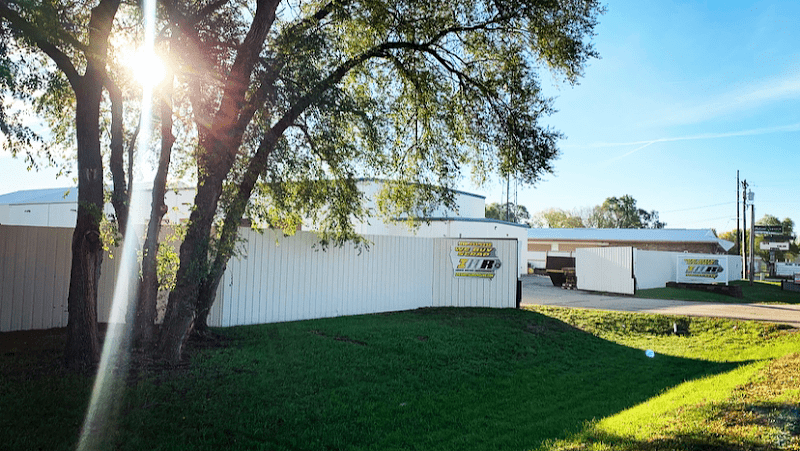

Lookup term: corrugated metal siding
[1,226,72,331]
[576,247,634,295]
[208,230,441,327]
[0,225,124,331]
[2,225,518,331]
[431,239,517,308]
[635,250,744,289]
[210,233,518,327]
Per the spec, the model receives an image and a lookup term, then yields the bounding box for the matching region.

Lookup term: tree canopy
[531,207,588,228]
[485,202,530,224]
[718,215,797,262]
[1,0,605,364]
[531,195,664,229]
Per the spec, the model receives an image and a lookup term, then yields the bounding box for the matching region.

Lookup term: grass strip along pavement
[636,279,800,305]
[0,306,798,450]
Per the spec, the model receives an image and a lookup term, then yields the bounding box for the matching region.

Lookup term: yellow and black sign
[679,258,725,281]
[450,241,501,279]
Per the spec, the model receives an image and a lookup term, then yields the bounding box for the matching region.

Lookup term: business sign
[754,225,783,234]
[676,254,729,285]
[450,241,501,279]
[760,241,790,250]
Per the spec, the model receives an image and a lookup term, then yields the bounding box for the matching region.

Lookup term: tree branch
[0,0,81,87]
[104,72,129,233]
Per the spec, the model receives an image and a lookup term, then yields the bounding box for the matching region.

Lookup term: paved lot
[521,275,800,328]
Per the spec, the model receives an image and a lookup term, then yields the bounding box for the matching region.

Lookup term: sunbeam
[77,1,158,449]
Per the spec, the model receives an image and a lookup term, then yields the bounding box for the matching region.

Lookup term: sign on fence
[450,241,502,279]
[676,254,730,285]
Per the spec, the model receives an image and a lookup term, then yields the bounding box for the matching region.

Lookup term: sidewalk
[521,275,800,328]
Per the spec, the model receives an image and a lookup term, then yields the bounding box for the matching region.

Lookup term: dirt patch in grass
[309,329,368,346]
[0,324,232,381]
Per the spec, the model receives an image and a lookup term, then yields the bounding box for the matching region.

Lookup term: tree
[0,0,124,370]
[530,208,586,228]
[1,0,186,362]
[485,202,530,223]
[154,0,604,362]
[0,0,603,364]
[588,195,665,229]
[717,229,740,255]
[754,215,798,268]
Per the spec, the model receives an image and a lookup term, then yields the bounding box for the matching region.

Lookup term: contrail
[578,122,800,165]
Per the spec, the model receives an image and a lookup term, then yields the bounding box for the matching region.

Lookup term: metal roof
[394,216,530,228]
[0,187,77,205]
[527,228,734,251]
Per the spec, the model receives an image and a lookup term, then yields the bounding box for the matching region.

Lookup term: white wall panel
[210,231,517,327]
[430,238,517,309]
[3,225,519,331]
[1,226,72,331]
[576,247,635,295]
[634,250,743,289]
[0,225,126,331]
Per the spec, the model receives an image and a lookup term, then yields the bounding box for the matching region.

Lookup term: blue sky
[473,0,800,233]
[2,0,798,234]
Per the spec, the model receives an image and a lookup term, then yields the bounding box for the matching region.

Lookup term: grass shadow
[116,308,748,450]
[0,308,774,451]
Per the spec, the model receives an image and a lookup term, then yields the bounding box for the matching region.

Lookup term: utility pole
[742,179,748,280]
[736,171,740,256]
[749,190,755,285]
[506,174,510,222]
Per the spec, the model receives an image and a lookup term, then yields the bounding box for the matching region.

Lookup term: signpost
[754,225,783,234]
[760,241,790,251]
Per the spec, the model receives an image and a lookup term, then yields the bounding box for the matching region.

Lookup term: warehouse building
[527,228,734,271]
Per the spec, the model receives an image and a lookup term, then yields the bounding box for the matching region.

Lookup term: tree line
[488,195,666,229]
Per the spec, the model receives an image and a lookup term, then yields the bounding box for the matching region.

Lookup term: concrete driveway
[521,275,800,328]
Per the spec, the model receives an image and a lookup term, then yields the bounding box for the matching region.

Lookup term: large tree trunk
[157,0,280,363]
[63,0,120,371]
[64,77,105,371]
[135,77,175,347]
[193,134,281,333]
[157,174,223,362]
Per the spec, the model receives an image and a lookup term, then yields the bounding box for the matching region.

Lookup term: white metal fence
[574,247,744,295]
[635,250,743,289]
[207,229,518,327]
[575,247,635,295]
[1,225,519,332]
[0,225,124,331]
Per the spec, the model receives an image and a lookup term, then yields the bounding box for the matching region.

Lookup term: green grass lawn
[1,307,798,451]
[636,279,800,304]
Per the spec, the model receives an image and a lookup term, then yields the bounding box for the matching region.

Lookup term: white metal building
[0,186,194,227]
[527,228,735,271]
[1,181,529,276]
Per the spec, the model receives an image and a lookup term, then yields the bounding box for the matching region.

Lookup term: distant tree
[719,215,797,262]
[531,208,586,228]
[485,202,530,224]
[717,230,740,255]
[588,195,665,229]
[754,215,798,263]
